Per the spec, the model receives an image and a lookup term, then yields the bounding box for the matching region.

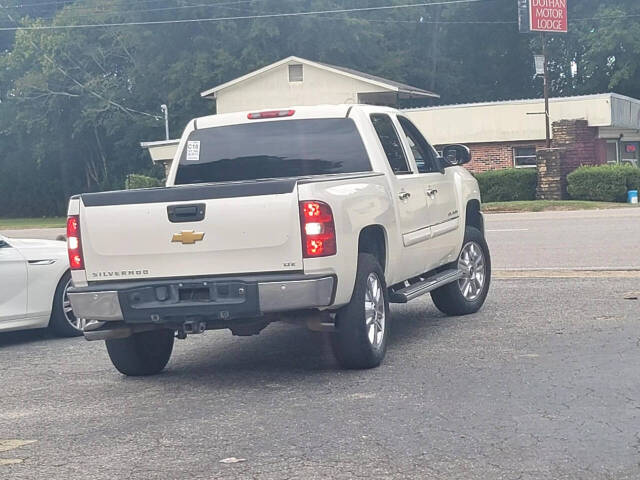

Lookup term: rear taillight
[247,109,295,120]
[299,201,336,258]
[67,215,84,270]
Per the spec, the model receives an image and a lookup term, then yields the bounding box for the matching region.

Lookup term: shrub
[474,168,537,203]
[626,166,640,193]
[125,174,164,190]
[567,165,640,202]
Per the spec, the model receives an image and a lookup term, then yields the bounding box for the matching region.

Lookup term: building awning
[405,93,640,145]
[140,139,180,163]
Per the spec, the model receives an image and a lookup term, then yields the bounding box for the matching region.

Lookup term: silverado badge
[172,230,205,245]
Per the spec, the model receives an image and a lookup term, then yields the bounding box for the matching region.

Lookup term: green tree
[0,0,638,216]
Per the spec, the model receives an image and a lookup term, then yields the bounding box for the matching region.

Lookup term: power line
[8,0,201,8]
[7,0,203,8]
[3,1,636,31]
[336,16,515,24]
[0,0,489,31]
[310,11,640,26]
[0,1,259,28]
[573,13,640,22]
[314,8,640,25]
[7,0,74,7]
[4,0,279,20]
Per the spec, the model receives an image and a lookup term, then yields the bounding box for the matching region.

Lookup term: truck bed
[74,173,381,283]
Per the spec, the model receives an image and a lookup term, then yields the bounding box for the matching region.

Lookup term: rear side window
[174,118,371,185]
[370,114,411,175]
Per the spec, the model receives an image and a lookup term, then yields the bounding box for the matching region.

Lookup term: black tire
[49,271,83,338]
[105,329,175,376]
[331,253,390,369]
[431,225,491,316]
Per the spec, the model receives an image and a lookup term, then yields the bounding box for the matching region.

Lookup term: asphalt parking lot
[485,207,640,270]
[2,209,640,479]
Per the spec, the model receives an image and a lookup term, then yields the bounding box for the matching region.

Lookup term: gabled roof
[200,56,439,99]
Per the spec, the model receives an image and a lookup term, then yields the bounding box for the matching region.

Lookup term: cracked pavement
[1,277,639,479]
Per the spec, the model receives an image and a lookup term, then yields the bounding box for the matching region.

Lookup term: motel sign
[518,0,568,34]
[530,0,567,33]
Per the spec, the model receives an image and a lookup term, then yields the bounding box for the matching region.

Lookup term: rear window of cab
[175,118,372,185]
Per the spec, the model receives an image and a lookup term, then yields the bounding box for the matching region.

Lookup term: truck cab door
[370,114,432,280]
[0,237,28,323]
[396,116,461,269]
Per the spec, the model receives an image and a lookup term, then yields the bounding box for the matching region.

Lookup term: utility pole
[428,6,442,93]
[541,33,551,148]
[161,104,169,140]
[520,0,567,148]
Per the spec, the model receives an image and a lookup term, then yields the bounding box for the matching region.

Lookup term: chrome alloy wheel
[458,241,486,302]
[364,272,385,347]
[62,278,87,331]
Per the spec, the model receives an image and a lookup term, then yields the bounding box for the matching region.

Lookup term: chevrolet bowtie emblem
[172,230,205,245]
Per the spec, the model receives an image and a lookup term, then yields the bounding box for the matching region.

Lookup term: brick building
[404,93,640,174]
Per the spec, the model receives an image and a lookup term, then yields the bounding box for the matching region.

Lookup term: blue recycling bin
[629,190,639,204]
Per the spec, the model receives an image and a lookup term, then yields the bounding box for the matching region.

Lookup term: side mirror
[0,239,9,248]
[442,144,471,166]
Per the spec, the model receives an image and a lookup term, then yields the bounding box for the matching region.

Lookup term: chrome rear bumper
[68,275,335,323]
[67,291,124,321]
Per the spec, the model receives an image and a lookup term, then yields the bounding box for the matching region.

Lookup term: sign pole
[521,1,568,148]
[541,32,551,148]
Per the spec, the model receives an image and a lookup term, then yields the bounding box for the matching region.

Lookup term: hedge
[567,165,640,203]
[125,174,164,190]
[474,168,538,203]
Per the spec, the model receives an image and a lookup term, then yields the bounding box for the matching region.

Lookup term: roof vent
[289,64,303,82]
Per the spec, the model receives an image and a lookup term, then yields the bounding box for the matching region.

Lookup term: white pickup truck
[67,105,490,376]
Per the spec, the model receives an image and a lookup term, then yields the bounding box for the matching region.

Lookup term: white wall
[216,61,388,114]
[611,94,640,130]
[405,95,615,145]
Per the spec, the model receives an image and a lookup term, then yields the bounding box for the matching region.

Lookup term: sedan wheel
[62,278,87,332]
[50,271,85,337]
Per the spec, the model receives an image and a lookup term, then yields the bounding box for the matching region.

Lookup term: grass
[482,200,635,213]
[0,217,66,230]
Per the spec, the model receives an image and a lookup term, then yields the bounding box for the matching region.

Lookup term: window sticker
[186,141,201,161]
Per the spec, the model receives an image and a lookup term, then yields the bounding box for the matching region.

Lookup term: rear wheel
[331,253,389,369]
[105,329,175,376]
[49,271,85,337]
[431,225,491,316]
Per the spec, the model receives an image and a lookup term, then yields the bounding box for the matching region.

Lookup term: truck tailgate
[78,181,303,281]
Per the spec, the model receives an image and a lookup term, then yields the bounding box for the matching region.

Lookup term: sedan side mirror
[442,144,471,166]
[0,239,9,248]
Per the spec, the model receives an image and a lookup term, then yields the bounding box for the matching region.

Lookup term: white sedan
[0,233,83,336]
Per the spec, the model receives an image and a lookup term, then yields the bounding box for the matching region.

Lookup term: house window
[606,140,619,164]
[289,64,303,82]
[513,146,537,168]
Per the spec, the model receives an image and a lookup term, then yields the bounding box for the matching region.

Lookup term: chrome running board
[389,269,462,304]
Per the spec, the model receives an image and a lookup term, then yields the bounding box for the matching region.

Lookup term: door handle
[426,188,438,198]
[398,191,411,201]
